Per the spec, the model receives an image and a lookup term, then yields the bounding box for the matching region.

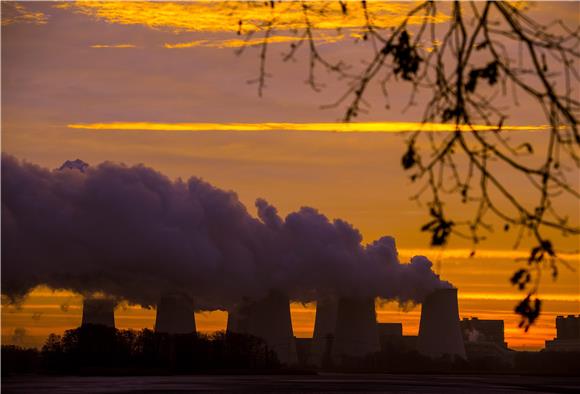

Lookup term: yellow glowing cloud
[68,121,552,134]
[165,33,346,49]
[1,2,48,26]
[61,1,449,47]
[458,292,580,302]
[398,248,580,261]
[90,44,137,49]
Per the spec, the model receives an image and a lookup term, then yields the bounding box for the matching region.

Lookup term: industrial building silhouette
[79,288,466,363]
[81,298,116,328]
[417,288,466,359]
[226,291,298,364]
[545,315,580,352]
[78,290,579,365]
[154,293,196,334]
[377,322,417,352]
[460,317,505,347]
[310,296,338,366]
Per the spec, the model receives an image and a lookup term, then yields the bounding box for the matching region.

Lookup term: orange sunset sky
[1,1,579,350]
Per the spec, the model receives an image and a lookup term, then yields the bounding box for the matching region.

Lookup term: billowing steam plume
[1,154,450,310]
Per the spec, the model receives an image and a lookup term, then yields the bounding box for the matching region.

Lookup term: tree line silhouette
[3,324,579,376]
[3,324,280,376]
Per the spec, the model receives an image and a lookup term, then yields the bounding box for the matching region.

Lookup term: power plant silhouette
[333,297,381,359]
[80,288,468,364]
[154,293,197,334]
[226,291,298,364]
[311,296,339,365]
[289,296,382,365]
[81,298,116,328]
[417,288,466,359]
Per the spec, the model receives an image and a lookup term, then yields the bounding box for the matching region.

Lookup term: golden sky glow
[3,268,578,350]
[398,248,580,260]
[61,1,448,36]
[457,292,580,302]
[2,1,579,352]
[3,251,578,351]
[68,121,553,133]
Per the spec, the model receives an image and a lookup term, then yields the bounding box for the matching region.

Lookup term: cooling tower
[82,298,115,327]
[154,293,196,334]
[333,297,380,359]
[311,296,339,365]
[227,291,297,364]
[417,288,466,358]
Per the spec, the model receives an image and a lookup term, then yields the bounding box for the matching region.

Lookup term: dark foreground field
[3,374,580,393]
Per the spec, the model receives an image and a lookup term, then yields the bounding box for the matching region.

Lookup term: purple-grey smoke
[1,154,450,309]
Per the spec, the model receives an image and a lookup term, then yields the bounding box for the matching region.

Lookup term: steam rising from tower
[417,288,466,359]
[2,155,451,315]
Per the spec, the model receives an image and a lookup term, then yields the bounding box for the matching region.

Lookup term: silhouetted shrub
[38,326,280,374]
[1,345,40,376]
[8,326,580,376]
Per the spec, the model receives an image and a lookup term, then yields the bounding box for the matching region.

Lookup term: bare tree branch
[237,0,580,330]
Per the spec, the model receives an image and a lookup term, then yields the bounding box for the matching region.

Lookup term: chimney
[82,298,115,328]
[417,288,466,358]
[154,293,196,334]
[311,296,339,365]
[333,297,380,359]
[227,291,297,364]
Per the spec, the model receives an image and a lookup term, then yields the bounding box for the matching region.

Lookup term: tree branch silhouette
[236,1,579,330]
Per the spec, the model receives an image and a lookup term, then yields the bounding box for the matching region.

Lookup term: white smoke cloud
[1,154,450,310]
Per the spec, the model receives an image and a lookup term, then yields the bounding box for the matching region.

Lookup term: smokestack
[417,288,466,359]
[333,297,380,359]
[311,296,339,365]
[154,293,196,334]
[227,291,297,364]
[82,298,115,327]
